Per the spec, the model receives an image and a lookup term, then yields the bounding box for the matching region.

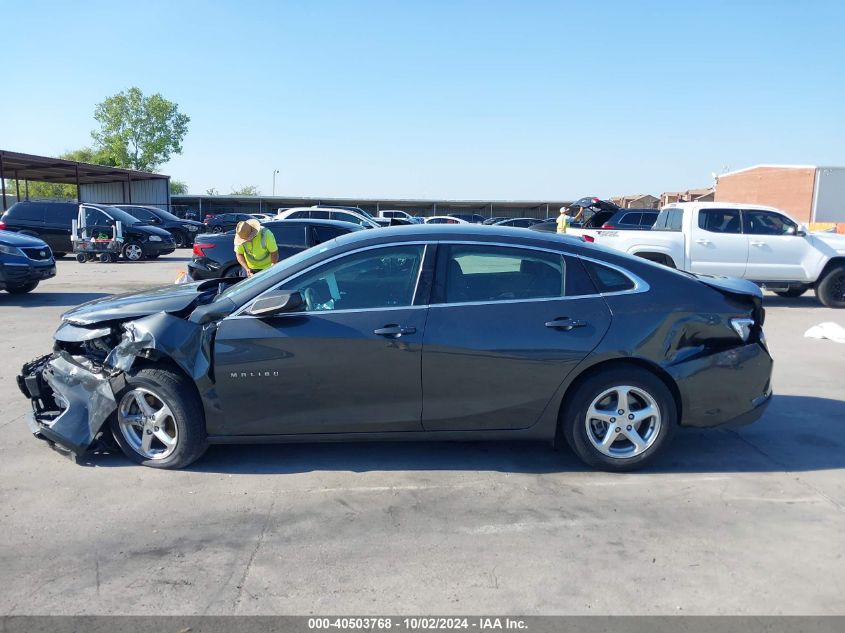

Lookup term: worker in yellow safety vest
[556,206,571,234]
[234,219,279,277]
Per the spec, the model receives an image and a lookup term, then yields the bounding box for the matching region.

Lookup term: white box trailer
[812,167,845,222]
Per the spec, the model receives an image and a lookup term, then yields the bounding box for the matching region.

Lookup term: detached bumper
[17,353,119,454]
[670,342,773,428]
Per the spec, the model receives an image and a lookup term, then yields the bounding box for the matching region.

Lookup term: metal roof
[0,149,169,184]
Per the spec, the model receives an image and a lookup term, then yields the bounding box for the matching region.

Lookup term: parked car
[528,219,559,233]
[599,209,659,231]
[425,216,468,224]
[19,224,772,472]
[483,216,509,225]
[379,210,424,224]
[590,202,845,307]
[494,218,545,228]
[449,213,486,224]
[188,219,364,280]
[276,206,381,229]
[203,213,256,234]
[114,205,204,248]
[0,201,175,261]
[248,213,276,222]
[0,230,56,293]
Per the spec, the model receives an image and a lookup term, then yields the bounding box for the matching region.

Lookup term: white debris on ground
[804,322,845,344]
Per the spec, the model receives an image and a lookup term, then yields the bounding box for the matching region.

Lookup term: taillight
[582,235,595,243]
[601,223,616,229]
[193,242,215,257]
[0,221,6,231]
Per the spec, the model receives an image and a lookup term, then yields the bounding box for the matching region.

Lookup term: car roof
[664,201,784,212]
[264,218,365,230]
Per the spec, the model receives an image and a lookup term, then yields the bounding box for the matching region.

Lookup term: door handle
[750,241,765,247]
[545,318,587,331]
[374,324,416,338]
[695,238,711,245]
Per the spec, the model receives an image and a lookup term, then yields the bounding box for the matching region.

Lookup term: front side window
[271,225,307,247]
[281,245,425,312]
[331,211,367,226]
[127,207,156,221]
[84,208,113,227]
[442,245,564,304]
[698,208,742,234]
[743,210,797,235]
[310,209,331,220]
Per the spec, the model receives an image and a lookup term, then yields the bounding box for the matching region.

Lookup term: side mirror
[246,290,303,317]
[796,227,807,237]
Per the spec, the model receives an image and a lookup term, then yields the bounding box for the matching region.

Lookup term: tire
[172,231,187,248]
[815,265,845,308]
[76,254,87,263]
[6,281,39,294]
[122,241,145,262]
[561,367,677,472]
[774,286,808,298]
[110,365,208,469]
[211,226,223,234]
[222,264,247,279]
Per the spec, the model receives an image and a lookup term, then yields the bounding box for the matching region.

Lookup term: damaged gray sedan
[18,225,773,471]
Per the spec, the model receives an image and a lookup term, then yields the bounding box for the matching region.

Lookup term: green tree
[230,185,260,196]
[92,87,190,172]
[170,179,188,195]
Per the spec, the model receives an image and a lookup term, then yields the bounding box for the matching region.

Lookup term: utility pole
[272,169,280,196]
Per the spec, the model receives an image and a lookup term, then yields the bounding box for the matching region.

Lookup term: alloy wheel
[124,243,144,261]
[584,385,662,459]
[117,388,179,460]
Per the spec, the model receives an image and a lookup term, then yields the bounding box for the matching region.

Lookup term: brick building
[714,164,845,224]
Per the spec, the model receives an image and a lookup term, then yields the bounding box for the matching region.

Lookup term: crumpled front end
[17,352,122,454]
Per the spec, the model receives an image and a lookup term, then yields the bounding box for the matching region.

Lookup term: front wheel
[561,367,676,472]
[122,241,145,262]
[6,281,39,294]
[110,366,208,469]
[815,266,845,308]
[211,226,223,234]
[172,231,187,248]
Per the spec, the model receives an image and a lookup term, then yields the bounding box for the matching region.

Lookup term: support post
[0,153,6,211]
[75,164,81,202]
[15,171,20,200]
[126,174,132,203]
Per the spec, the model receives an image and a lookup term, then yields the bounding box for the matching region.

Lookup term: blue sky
[2,0,843,199]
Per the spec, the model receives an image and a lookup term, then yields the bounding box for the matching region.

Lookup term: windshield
[153,207,182,222]
[96,205,140,225]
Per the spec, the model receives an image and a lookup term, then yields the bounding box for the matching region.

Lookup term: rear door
[421,243,612,431]
[268,224,309,260]
[688,208,749,276]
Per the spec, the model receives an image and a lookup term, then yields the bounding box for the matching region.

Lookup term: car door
[421,243,612,431]
[211,243,431,436]
[268,223,309,260]
[688,208,749,276]
[742,209,811,281]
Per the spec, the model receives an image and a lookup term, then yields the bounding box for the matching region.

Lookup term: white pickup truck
[587,202,845,308]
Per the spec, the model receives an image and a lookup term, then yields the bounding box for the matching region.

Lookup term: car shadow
[762,293,823,309]
[0,291,109,307]
[80,394,845,475]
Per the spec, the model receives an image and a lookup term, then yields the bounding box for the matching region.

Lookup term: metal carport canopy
[0,149,170,210]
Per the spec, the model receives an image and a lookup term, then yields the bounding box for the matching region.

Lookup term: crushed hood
[62,281,222,325]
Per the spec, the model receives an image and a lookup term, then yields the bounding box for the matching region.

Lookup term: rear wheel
[212,225,223,234]
[562,367,676,471]
[6,281,39,294]
[815,266,845,308]
[110,366,208,469]
[222,264,247,279]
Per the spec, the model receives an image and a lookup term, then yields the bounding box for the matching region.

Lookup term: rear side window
[583,260,636,293]
[641,212,658,227]
[331,211,366,226]
[287,210,308,220]
[312,225,346,244]
[5,203,45,221]
[441,245,564,303]
[620,212,642,225]
[310,209,331,220]
[699,208,742,234]
[271,225,307,247]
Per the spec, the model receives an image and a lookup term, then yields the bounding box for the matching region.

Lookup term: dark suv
[114,205,204,247]
[188,219,363,280]
[0,201,175,261]
[600,209,659,230]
